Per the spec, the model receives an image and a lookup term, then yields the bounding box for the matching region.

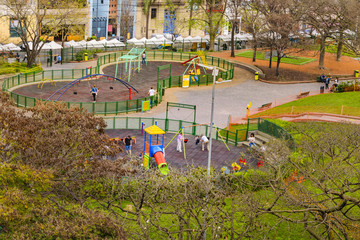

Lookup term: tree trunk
[269,45,272,68]
[276,54,281,76]
[230,21,236,57]
[252,42,257,62]
[189,7,193,36]
[337,32,343,61]
[319,35,326,69]
[145,12,150,38]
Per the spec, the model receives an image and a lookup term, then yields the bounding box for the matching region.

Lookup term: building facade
[134,0,204,39]
[91,0,110,39]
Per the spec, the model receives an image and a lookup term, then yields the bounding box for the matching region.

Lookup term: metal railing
[2,51,234,115]
[103,116,239,146]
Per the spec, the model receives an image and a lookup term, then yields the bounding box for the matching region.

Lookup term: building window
[151,8,157,19]
[164,10,175,34]
[101,0,104,3]
[10,19,25,38]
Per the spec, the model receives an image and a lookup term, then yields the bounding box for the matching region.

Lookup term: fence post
[105,102,107,116]
[245,118,250,140]
[341,105,344,115]
[113,116,116,129]
[126,100,129,114]
[235,130,238,146]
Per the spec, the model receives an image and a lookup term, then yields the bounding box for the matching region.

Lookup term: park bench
[258,102,272,110]
[297,91,310,99]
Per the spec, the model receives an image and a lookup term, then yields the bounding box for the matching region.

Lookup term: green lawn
[236,50,316,65]
[251,92,360,117]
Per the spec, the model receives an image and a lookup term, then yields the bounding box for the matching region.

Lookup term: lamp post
[198,63,218,240]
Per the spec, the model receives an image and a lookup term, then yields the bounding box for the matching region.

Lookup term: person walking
[90,85,98,102]
[124,135,132,155]
[201,135,209,151]
[177,133,183,152]
[148,87,156,104]
[142,52,146,64]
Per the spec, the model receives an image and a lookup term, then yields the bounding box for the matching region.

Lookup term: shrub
[336,80,360,92]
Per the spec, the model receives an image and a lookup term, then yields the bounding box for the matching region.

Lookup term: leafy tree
[192,0,228,51]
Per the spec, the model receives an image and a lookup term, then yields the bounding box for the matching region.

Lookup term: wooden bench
[258,102,272,110]
[297,91,310,99]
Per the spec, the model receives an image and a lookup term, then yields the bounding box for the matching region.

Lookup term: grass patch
[251,92,360,117]
[0,62,42,75]
[236,50,315,65]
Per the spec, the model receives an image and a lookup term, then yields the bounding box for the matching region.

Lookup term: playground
[106,128,253,172]
[11,61,207,103]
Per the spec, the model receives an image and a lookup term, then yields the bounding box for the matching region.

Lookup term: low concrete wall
[228,60,265,78]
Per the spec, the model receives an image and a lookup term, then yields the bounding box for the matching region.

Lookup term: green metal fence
[2,51,234,115]
[103,116,239,146]
[103,116,294,147]
[238,118,295,148]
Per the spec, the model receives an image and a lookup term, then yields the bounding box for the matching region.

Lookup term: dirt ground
[211,50,360,82]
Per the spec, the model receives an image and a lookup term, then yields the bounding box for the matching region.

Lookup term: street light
[197,63,218,240]
[198,63,218,176]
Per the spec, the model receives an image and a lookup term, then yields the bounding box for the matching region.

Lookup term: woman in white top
[201,135,209,151]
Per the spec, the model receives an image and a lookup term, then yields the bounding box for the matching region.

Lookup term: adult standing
[177,133,183,152]
[90,85,98,102]
[148,87,156,104]
[124,135,132,155]
[325,76,331,89]
[320,73,326,83]
[201,135,209,151]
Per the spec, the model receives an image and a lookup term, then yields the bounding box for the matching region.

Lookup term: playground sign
[182,75,190,88]
[142,100,150,113]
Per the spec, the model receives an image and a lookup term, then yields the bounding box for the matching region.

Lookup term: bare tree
[120,0,135,39]
[257,122,360,239]
[241,0,263,62]
[3,0,86,67]
[257,0,302,76]
[300,0,341,69]
[227,0,243,57]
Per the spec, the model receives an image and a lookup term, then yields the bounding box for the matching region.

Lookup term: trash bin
[320,86,325,93]
[84,52,88,61]
[162,88,165,96]
[255,72,259,81]
[354,70,359,78]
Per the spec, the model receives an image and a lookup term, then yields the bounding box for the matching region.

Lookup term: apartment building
[134,0,204,39]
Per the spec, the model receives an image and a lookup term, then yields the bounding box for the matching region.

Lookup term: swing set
[114,48,147,82]
[182,56,207,82]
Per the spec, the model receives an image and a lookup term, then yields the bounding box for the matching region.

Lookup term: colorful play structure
[182,56,207,82]
[114,48,147,82]
[46,73,138,101]
[143,125,169,175]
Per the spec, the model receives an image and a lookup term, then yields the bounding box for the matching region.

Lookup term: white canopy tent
[103,38,125,47]
[64,40,80,48]
[3,43,21,51]
[86,39,104,48]
[127,38,144,46]
[41,41,62,50]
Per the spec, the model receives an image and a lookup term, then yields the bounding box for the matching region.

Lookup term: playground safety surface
[106,129,256,170]
[12,61,199,102]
